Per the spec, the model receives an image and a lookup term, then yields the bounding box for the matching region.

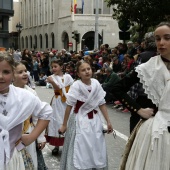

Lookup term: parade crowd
[1,21,170,170]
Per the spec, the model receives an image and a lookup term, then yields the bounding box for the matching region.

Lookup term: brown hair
[156,22,170,29]
[51,59,63,67]
[0,51,15,71]
[75,60,92,73]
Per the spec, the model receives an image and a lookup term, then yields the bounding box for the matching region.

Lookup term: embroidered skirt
[6,148,34,170]
[60,113,108,170]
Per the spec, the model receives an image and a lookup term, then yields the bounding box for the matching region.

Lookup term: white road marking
[114,130,128,141]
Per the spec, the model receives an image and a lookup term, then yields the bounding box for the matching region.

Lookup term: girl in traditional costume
[13,61,47,169]
[0,51,52,170]
[112,22,170,170]
[59,61,113,170]
[46,59,74,154]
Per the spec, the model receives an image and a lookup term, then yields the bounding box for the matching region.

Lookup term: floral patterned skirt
[6,148,34,170]
[21,148,34,170]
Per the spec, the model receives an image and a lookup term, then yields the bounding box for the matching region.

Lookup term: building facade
[8,2,20,50]
[19,0,120,51]
[0,0,14,48]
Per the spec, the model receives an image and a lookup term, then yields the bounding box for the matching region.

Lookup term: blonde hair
[0,51,15,71]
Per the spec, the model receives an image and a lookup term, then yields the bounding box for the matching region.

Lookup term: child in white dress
[0,51,52,170]
[59,61,113,170]
[46,59,74,154]
[13,61,47,169]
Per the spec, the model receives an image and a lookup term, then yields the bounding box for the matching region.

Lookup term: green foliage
[105,0,170,40]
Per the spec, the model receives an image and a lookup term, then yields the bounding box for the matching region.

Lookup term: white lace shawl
[66,78,106,121]
[136,55,170,149]
[51,74,74,97]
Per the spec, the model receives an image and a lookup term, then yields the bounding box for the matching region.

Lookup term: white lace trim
[136,67,160,107]
[135,55,170,150]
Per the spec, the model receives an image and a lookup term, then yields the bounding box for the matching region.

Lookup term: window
[94,8,102,14]
[44,0,48,24]
[25,36,28,48]
[34,1,37,26]
[39,0,42,25]
[50,0,54,22]
[51,33,55,48]
[45,34,48,48]
[76,8,83,14]
[22,37,24,49]
[29,0,32,27]
[30,36,32,48]
[34,35,37,49]
[39,34,42,49]
[0,16,2,30]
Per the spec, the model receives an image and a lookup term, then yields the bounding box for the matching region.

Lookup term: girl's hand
[46,76,53,83]
[107,122,113,134]
[58,125,67,135]
[21,134,34,146]
[38,142,46,150]
[137,108,154,119]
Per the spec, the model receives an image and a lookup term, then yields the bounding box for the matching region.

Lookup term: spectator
[38,72,47,86]
[13,49,21,62]
[112,57,122,73]
[102,67,120,103]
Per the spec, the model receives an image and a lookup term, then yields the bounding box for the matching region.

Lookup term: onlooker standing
[13,49,21,62]
[32,54,39,82]
[39,53,49,76]
[22,49,33,75]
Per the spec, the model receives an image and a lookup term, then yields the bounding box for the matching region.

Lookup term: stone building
[0,0,14,48]
[19,0,120,51]
[9,2,20,50]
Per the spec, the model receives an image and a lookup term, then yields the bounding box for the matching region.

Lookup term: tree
[105,0,170,40]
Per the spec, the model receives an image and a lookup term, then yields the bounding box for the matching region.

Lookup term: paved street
[35,86,130,170]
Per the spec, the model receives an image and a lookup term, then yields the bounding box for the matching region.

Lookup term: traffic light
[75,33,80,44]
[72,30,78,39]
[72,30,80,44]
[119,31,130,40]
[118,18,131,40]
[118,19,130,32]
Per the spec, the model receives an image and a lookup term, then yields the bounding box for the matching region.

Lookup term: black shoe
[52,147,59,155]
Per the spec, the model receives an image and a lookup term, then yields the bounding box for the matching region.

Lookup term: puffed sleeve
[32,96,52,120]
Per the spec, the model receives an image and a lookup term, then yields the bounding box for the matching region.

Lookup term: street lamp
[16,22,22,50]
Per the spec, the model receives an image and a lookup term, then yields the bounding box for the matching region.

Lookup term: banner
[71,0,73,13]
[74,0,77,14]
[82,0,84,14]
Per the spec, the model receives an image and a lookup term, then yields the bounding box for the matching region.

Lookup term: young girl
[13,61,47,169]
[0,51,52,169]
[46,59,74,154]
[59,61,113,170]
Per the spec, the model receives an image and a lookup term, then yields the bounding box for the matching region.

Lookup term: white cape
[0,85,52,169]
